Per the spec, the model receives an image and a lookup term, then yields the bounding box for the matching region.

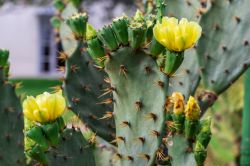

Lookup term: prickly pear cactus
[105,47,169,166]
[0,49,26,166]
[78,9,170,165]
[55,1,213,165]
[53,1,115,141]
[197,0,250,94]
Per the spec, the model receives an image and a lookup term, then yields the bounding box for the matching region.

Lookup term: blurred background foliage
[205,76,243,166]
[0,0,245,165]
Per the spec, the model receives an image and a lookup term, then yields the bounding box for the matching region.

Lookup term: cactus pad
[47,128,96,166]
[167,135,196,166]
[105,47,169,166]
[197,0,250,94]
[64,46,115,141]
[0,50,25,166]
[57,2,115,141]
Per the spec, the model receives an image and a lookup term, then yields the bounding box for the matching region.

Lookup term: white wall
[0,3,51,77]
[0,2,135,78]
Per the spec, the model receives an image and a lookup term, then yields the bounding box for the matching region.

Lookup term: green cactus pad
[197,0,250,94]
[64,46,115,141]
[167,135,196,166]
[47,128,96,166]
[105,47,169,166]
[94,137,121,166]
[58,2,115,141]
[165,0,210,21]
[0,51,25,166]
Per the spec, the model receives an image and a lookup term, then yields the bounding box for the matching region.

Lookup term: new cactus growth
[165,93,211,166]
[128,22,147,49]
[97,25,119,51]
[171,92,185,132]
[66,13,88,39]
[112,16,129,46]
[194,118,212,166]
[184,96,200,140]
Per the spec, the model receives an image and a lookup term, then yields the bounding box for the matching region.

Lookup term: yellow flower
[171,92,185,115]
[153,17,202,52]
[185,96,200,120]
[23,90,66,123]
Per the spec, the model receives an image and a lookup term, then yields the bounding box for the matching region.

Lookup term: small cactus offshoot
[66,12,88,39]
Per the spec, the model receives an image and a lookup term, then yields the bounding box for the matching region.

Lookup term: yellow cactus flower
[185,96,200,120]
[23,90,66,123]
[153,17,202,52]
[171,92,185,115]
